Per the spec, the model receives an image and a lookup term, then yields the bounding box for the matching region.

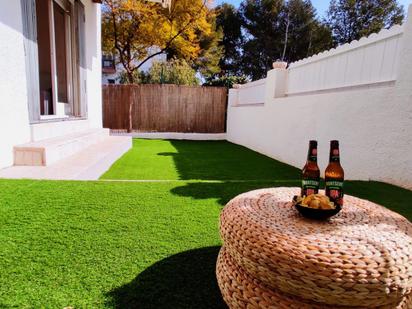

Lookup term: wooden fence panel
[102,84,228,133]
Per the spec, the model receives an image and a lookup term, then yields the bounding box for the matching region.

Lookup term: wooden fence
[102,84,228,133]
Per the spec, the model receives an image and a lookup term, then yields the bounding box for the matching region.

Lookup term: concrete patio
[0,134,131,180]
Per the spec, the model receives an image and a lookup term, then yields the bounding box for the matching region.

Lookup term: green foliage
[279,0,334,61]
[118,70,146,84]
[102,0,218,84]
[203,75,249,88]
[193,23,225,79]
[238,0,333,80]
[166,12,225,79]
[215,4,244,76]
[144,59,199,86]
[326,0,405,45]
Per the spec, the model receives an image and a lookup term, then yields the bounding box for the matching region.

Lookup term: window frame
[22,0,86,123]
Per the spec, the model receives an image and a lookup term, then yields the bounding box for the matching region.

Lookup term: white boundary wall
[287,25,404,95]
[236,79,266,105]
[227,5,412,190]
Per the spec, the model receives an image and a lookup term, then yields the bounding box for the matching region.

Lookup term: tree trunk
[281,12,290,62]
[126,69,134,133]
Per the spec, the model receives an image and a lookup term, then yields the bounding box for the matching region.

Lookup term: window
[102,55,116,74]
[36,0,54,115]
[32,0,85,119]
[107,79,116,84]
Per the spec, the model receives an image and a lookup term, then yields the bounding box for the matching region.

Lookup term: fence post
[228,87,240,107]
[265,67,288,103]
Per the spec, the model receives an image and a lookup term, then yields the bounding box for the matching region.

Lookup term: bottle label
[326,180,344,206]
[309,148,317,162]
[330,149,340,162]
[302,179,319,196]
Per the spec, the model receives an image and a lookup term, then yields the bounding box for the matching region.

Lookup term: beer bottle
[325,140,344,207]
[301,140,320,197]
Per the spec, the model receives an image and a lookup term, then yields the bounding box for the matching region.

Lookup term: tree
[203,75,249,88]
[238,0,332,80]
[215,4,244,76]
[326,0,404,45]
[164,9,224,79]
[279,0,333,62]
[143,58,200,85]
[192,22,224,79]
[239,0,284,80]
[102,0,215,83]
[102,0,215,131]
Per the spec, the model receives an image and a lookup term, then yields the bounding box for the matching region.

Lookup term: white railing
[237,78,266,105]
[287,24,404,95]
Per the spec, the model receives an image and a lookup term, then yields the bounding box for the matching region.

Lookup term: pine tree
[326,0,405,45]
[215,4,244,76]
[238,0,332,80]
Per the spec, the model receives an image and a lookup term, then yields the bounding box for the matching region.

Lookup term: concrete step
[0,136,132,180]
[14,129,110,166]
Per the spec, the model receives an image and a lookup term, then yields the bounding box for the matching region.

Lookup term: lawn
[1,139,411,308]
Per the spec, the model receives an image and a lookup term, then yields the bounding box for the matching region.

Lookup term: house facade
[102,49,167,84]
[0,0,129,175]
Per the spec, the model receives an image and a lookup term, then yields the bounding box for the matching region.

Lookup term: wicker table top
[219,187,412,307]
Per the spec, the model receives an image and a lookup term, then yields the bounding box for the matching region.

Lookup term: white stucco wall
[0,0,32,169]
[227,5,412,190]
[85,1,103,129]
[227,84,412,189]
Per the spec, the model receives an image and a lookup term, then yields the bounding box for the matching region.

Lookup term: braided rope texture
[217,187,412,308]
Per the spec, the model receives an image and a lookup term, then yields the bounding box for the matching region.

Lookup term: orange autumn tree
[102,0,215,84]
[102,0,215,132]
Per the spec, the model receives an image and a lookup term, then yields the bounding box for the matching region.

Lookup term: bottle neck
[329,146,340,163]
[307,145,318,163]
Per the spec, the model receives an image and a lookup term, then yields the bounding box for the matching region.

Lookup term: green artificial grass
[101,139,301,181]
[1,139,411,308]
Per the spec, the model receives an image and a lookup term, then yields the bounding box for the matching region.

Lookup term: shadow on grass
[158,140,301,181]
[344,181,412,221]
[160,140,411,220]
[106,246,227,309]
[170,180,412,220]
[170,180,301,206]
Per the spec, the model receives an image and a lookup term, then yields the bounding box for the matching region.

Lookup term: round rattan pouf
[216,187,412,309]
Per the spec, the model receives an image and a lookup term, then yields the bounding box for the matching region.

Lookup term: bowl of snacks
[293,194,341,220]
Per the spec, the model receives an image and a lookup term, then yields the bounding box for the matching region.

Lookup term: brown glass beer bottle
[301,140,320,197]
[325,140,344,206]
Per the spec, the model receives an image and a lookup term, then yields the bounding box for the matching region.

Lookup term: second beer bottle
[325,140,344,207]
[301,140,320,197]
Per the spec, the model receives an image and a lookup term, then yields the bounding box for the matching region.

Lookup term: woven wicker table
[217,187,412,309]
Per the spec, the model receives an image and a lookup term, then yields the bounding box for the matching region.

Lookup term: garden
[1,139,411,308]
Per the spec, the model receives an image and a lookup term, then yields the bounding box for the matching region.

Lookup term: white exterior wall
[85,1,103,129]
[0,0,32,169]
[227,5,412,190]
[0,0,103,169]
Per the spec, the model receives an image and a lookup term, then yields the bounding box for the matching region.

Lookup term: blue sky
[214,0,412,18]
